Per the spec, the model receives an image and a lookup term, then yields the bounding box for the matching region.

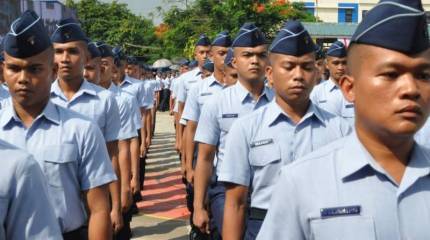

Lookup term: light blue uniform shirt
[219,101,351,209]
[257,132,430,240]
[177,68,202,104]
[195,81,274,176]
[0,84,9,101]
[0,101,116,233]
[143,79,155,109]
[119,75,153,110]
[0,140,62,240]
[415,118,430,146]
[170,77,179,98]
[311,79,355,123]
[182,74,225,122]
[162,78,171,90]
[108,83,139,140]
[51,79,120,142]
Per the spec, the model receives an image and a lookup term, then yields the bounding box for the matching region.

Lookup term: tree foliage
[161,0,317,59]
[65,0,161,62]
[65,0,316,63]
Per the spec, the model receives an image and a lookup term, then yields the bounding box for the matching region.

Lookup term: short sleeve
[182,84,200,122]
[177,78,187,103]
[256,166,305,240]
[194,96,220,145]
[218,119,251,186]
[117,97,138,140]
[104,94,121,142]
[79,122,117,190]
[143,83,155,109]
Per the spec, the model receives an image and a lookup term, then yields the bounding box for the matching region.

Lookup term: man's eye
[382,71,399,79]
[417,72,430,80]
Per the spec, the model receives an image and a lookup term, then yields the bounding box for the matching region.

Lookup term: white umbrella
[152,59,172,68]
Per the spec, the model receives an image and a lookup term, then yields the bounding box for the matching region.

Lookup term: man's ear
[266,66,274,87]
[339,74,355,103]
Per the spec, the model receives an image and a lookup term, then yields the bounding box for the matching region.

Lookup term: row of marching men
[0,10,160,240]
[172,0,430,240]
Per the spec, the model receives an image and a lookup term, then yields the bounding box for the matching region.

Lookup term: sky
[99,0,191,25]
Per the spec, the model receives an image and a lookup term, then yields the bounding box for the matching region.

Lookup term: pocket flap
[43,144,77,164]
[249,142,281,166]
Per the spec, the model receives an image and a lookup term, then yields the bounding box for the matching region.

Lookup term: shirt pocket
[42,144,78,188]
[310,216,376,240]
[219,116,237,133]
[249,143,282,188]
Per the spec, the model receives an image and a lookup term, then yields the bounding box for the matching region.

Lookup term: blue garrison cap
[351,0,428,54]
[269,20,315,56]
[94,41,113,58]
[3,10,52,58]
[0,53,4,62]
[178,59,190,66]
[51,18,87,43]
[157,67,170,73]
[196,34,211,46]
[224,48,234,67]
[326,41,347,58]
[87,42,101,59]
[232,23,267,48]
[202,59,214,72]
[188,60,198,68]
[212,31,232,47]
[112,46,126,60]
[315,45,325,60]
[127,56,138,65]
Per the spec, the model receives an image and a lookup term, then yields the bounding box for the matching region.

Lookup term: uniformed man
[84,41,102,85]
[111,46,153,208]
[125,56,140,79]
[50,18,123,233]
[170,59,189,117]
[0,53,10,101]
[201,59,214,79]
[311,40,355,123]
[193,23,274,239]
[1,10,116,239]
[219,21,351,240]
[93,42,141,240]
[0,140,62,239]
[176,34,211,157]
[182,31,232,239]
[258,0,430,239]
[315,45,327,84]
[223,48,238,86]
[172,60,190,152]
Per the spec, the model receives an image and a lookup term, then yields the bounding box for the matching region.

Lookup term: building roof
[304,22,430,39]
[303,22,358,38]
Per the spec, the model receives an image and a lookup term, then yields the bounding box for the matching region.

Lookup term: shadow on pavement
[131,217,188,239]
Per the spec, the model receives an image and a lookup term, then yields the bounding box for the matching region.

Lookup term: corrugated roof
[303,22,430,39]
[303,22,358,38]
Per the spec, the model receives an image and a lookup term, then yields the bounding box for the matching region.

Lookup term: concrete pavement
[131,111,190,240]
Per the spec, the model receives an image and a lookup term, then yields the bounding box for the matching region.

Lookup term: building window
[338,3,358,23]
[304,2,315,16]
[46,2,55,9]
[345,9,353,22]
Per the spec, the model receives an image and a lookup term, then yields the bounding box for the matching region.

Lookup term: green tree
[66,0,161,62]
[160,0,317,59]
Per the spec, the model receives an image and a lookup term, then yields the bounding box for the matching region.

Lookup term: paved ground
[131,111,190,240]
